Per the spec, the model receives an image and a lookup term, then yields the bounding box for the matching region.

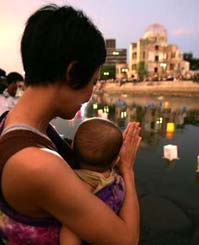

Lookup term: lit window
[113,51,119,55]
[121,68,128,73]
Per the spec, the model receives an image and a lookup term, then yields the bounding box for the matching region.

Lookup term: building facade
[105,39,116,49]
[129,23,190,80]
[115,63,129,81]
[101,39,127,80]
[105,39,127,66]
[105,47,127,65]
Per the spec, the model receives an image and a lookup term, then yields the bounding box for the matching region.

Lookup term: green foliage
[192,75,199,82]
[137,62,147,81]
[183,52,199,70]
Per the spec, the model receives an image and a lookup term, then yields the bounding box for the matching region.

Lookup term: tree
[183,53,199,71]
[137,62,147,81]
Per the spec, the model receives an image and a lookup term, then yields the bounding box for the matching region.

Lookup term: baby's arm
[60,226,81,245]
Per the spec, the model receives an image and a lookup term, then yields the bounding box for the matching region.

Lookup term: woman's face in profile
[58,68,99,120]
[81,69,99,103]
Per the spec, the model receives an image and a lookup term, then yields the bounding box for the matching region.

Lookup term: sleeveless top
[0,112,125,244]
[0,125,62,244]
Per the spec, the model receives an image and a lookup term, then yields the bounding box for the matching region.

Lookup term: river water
[52,93,199,209]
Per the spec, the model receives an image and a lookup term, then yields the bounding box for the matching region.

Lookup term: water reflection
[164,159,177,169]
[53,93,199,150]
[84,93,199,146]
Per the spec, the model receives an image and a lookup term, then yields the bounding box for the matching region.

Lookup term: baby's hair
[73,118,123,171]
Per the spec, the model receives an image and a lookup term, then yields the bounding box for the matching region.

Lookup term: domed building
[129,23,189,81]
[144,23,167,42]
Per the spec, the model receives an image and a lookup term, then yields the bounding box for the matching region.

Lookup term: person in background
[0,72,24,115]
[0,68,7,94]
[60,117,125,244]
[0,4,141,244]
[0,78,7,95]
[0,69,6,77]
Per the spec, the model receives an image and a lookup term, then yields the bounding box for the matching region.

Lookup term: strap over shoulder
[0,111,78,169]
[0,129,57,168]
[47,124,78,168]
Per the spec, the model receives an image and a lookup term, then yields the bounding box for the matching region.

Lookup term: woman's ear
[65,61,78,82]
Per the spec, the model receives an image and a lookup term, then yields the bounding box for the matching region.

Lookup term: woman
[0,4,141,244]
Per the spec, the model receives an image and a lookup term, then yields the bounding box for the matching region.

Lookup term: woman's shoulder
[5,145,72,187]
[2,146,75,216]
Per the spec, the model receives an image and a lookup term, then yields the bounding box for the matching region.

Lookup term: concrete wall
[103,81,199,96]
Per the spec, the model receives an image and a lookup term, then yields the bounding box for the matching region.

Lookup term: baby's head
[73,118,123,172]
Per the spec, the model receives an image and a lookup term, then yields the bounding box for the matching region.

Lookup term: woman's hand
[118,122,141,175]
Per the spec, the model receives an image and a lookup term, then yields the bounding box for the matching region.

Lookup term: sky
[0,0,198,73]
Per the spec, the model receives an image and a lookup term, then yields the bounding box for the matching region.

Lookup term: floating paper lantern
[93,103,98,109]
[121,111,127,118]
[166,122,175,133]
[103,106,109,113]
[164,101,169,109]
[163,144,179,161]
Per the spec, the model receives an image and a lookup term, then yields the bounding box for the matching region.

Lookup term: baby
[60,117,125,244]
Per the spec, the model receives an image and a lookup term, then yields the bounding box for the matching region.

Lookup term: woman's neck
[4,85,59,134]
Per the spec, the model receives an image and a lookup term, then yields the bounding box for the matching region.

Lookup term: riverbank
[102,81,199,97]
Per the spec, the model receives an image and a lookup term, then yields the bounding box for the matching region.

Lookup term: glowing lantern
[104,106,109,113]
[163,144,179,161]
[166,122,175,133]
[93,103,98,109]
[164,101,169,109]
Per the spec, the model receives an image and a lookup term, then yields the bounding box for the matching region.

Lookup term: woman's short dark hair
[21,4,106,88]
